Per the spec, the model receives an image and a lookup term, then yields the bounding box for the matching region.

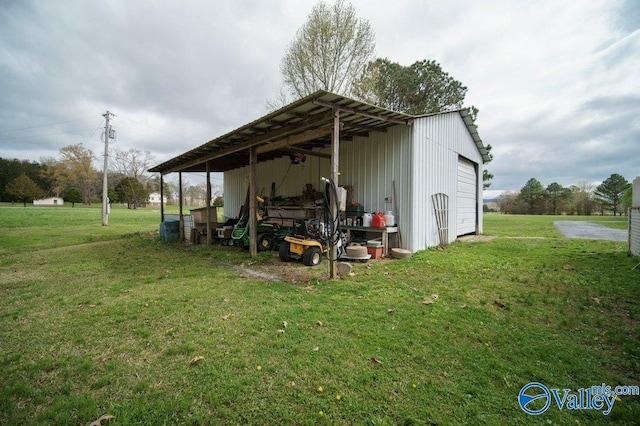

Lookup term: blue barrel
[160,220,180,242]
[159,222,166,240]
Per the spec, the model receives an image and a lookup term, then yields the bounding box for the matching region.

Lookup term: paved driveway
[554,221,627,241]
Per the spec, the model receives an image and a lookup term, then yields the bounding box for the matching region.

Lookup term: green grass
[483,213,630,236]
[0,208,638,425]
[0,203,209,255]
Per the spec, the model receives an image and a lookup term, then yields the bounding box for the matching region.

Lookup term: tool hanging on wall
[289,152,306,164]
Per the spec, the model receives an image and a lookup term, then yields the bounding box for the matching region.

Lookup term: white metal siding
[223,111,485,252]
[339,125,412,219]
[630,208,640,256]
[457,157,477,236]
[630,177,640,256]
[409,113,483,251]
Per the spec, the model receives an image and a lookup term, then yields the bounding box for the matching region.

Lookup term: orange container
[371,213,386,228]
[366,245,383,259]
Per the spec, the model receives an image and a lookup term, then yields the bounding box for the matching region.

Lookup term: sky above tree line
[1,0,638,198]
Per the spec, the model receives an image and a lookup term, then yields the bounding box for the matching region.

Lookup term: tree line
[495,174,633,216]
[0,144,220,208]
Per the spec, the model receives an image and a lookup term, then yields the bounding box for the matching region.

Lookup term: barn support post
[159,174,165,222]
[329,109,340,279]
[206,161,212,246]
[249,147,258,256]
[178,172,184,242]
[475,162,482,235]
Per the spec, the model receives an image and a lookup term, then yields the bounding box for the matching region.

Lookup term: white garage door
[457,157,477,236]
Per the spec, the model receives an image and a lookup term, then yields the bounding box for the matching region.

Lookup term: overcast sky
[1,0,638,198]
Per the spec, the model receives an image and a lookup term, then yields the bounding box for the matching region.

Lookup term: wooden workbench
[341,225,398,255]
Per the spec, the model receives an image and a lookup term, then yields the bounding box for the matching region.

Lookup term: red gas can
[371,213,386,228]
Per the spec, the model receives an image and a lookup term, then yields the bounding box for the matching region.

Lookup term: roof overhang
[458,109,491,164]
[149,90,414,175]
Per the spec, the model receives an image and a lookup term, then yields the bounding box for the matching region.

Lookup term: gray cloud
[1,0,638,196]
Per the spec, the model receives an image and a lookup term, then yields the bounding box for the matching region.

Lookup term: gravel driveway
[554,221,627,241]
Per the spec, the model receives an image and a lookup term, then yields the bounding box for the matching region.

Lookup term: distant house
[33,197,64,206]
[148,192,167,207]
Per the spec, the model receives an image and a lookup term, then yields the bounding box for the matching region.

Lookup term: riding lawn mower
[278,177,345,266]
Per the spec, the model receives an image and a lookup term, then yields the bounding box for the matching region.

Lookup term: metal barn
[630,176,640,257]
[149,91,490,274]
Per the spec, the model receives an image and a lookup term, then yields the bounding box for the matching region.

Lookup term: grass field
[0,206,638,425]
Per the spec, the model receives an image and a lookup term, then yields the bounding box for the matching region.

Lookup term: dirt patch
[457,235,496,243]
[232,265,281,282]
[229,260,330,285]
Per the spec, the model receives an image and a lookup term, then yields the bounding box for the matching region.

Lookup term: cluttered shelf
[341,225,398,256]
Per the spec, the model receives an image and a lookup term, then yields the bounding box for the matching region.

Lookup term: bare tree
[111,147,155,181]
[278,0,375,102]
[570,181,595,216]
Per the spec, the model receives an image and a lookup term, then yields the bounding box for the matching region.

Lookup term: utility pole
[102,111,114,226]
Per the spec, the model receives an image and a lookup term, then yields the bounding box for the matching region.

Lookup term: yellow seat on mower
[279,235,326,266]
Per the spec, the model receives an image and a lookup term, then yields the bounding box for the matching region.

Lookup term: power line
[116,116,203,144]
[1,128,99,142]
[0,115,99,134]
[82,120,106,147]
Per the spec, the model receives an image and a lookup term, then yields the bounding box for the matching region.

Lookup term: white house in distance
[33,197,64,206]
[149,91,490,254]
[148,192,167,207]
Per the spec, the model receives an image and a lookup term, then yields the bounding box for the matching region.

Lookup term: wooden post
[178,172,184,242]
[160,174,165,222]
[206,161,212,246]
[329,109,340,279]
[249,147,258,256]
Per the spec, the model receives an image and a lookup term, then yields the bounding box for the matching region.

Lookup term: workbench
[341,226,398,255]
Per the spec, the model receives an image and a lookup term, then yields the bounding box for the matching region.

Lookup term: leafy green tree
[546,182,571,215]
[212,196,224,207]
[278,0,375,100]
[353,58,493,180]
[594,173,630,216]
[63,187,83,208]
[354,58,468,114]
[0,158,51,201]
[4,173,44,207]
[115,177,148,209]
[517,178,546,214]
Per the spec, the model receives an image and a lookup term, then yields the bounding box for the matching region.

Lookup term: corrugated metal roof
[149,90,414,174]
[149,90,489,174]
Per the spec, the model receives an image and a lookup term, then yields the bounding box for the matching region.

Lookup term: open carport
[149,90,489,278]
